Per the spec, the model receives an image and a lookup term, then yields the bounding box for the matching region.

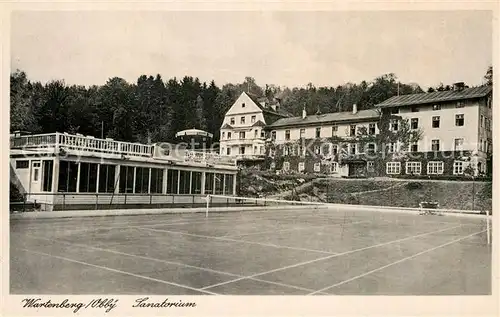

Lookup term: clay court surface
[10,207,492,295]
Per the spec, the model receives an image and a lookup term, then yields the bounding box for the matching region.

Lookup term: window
[411,106,419,112]
[367,143,376,154]
[254,130,258,138]
[456,101,465,108]
[427,161,444,175]
[284,146,290,156]
[230,117,235,125]
[222,132,225,139]
[214,173,224,195]
[431,139,440,151]
[455,114,464,126]
[315,127,321,138]
[406,162,422,175]
[42,160,54,192]
[388,142,396,153]
[224,174,234,195]
[239,147,245,154]
[179,170,191,194]
[240,116,245,124]
[204,172,214,194]
[386,162,401,175]
[411,118,419,129]
[433,104,441,111]
[227,132,232,139]
[283,162,290,171]
[260,146,264,154]
[166,169,179,194]
[367,161,375,172]
[260,131,265,138]
[270,148,276,157]
[239,132,245,139]
[332,125,338,136]
[150,168,164,194]
[192,172,202,194]
[271,131,276,140]
[98,164,116,193]
[314,163,321,172]
[134,167,150,193]
[330,162,338,173]
[454,138,464,151]
[480,115,484,127]
[369,123,376,135]
[349,143,356,155]
[285,130,290,140]
[79,162,99,193]
[332,145,338,155]
[58,161,78,192]
[314,145,320,155]
[251,115,256,123]
[299,145,306,157]
[226,148,231,155]
[390,119,399,131]
[391,108,399,114]
[32,161,41,182]
[432,116,440,128]
[350,125,356,136]
[411,142,418,152]
[298,162,305,172]
[300,129,305,138]
[16,160,28,169]
[453,161,464,175]
[254,146,257,154]
[242,103,245,108]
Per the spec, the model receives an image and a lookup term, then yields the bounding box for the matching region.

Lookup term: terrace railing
[11,132,154,158]
[10,132,237,166]
[185,150,237,166]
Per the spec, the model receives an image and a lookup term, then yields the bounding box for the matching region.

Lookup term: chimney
[302,106,307,119]
[352,103,358,115]
[453,82,465,92]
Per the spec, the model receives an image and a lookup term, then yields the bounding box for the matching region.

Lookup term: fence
[10,192,243,213]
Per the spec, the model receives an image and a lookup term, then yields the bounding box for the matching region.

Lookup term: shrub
[406,182,423,190]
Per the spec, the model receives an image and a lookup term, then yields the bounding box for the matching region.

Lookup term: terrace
[10,132,236,166]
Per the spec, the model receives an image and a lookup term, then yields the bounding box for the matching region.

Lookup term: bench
[419,201,440,215]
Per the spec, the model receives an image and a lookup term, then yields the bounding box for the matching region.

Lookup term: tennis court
[10,198,492,295]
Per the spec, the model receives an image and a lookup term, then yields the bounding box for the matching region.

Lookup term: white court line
[132,226,337,255]
[308,229,486,295]
[15,247,218,295]
[200,224,464,290]
[222,220,369,238]
[19,234,321,294]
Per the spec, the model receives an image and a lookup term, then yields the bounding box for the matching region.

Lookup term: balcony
[10,132,237,167]
[234,154,266,161]
[11,132,153,157]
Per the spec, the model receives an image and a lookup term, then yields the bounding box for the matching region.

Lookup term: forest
[10,66,492,144]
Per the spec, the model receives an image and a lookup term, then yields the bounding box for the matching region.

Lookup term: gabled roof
[251,120,266,127]
[221,123,233,129]
[376,85,492,108]
[244,92,291,118]
[268,109,379,129]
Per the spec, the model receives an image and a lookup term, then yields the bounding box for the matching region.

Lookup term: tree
[10,70,39,132]
[484,65,493,86]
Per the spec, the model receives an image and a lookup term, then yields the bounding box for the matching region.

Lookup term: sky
[10,10,493,90]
